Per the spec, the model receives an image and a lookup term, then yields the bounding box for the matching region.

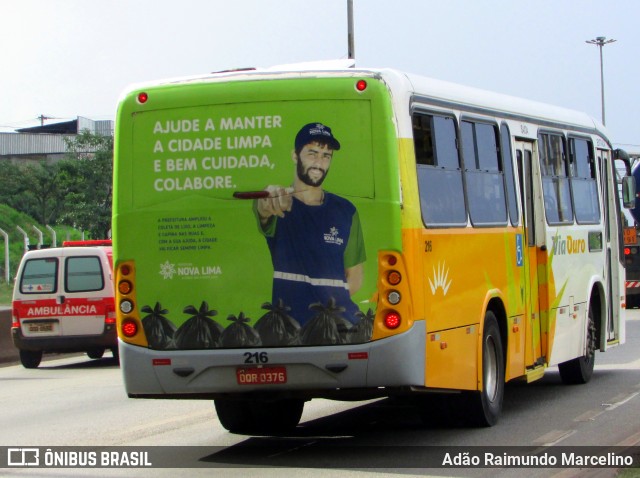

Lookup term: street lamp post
[585,36,616,126]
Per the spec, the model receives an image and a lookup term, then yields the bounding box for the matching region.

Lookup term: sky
[1,0,639,149]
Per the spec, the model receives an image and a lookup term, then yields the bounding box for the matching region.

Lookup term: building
[0,117,113,166]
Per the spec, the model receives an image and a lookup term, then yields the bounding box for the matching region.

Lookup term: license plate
[28,323,54,333]
[236,366,287,385]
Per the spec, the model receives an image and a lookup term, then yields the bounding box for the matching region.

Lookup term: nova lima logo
[159,260,222,280]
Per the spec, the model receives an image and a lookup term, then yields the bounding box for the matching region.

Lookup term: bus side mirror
[622,175,636,209]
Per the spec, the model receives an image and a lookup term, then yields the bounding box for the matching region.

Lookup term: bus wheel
[464,312,504,427]
[558,307,596,385]
[87,348,105,359]
[214,399,253,433]
[215,398,304,434]
[19,350,43,369]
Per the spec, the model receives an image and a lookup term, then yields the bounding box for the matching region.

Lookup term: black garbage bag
[254,300,301,346]
[301,298,352,346]
[141,302,177,349]
[220,312,262,347]
[174,301,223,349]
[349,308,375,344]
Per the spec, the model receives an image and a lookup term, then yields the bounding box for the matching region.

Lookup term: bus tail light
[115,260,148,347]
[384,312,401,329]
[387,290,401,305]
[120,299,134,314]
[121,319,139,338]
[373,251,412,339]
[118,280,132,295]
[387,271,402,286]
[355,79,368,92]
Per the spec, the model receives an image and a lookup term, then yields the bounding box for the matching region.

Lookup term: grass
[0,281,11,307]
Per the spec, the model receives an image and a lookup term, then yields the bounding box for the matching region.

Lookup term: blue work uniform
[256,192,366,326]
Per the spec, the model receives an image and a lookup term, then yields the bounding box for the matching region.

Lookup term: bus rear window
[20,258,58,294]
[65,256,105,293]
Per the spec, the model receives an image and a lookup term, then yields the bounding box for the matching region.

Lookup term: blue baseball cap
[295,123,341,151]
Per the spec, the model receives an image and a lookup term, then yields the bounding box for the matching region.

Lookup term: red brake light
[625,247,631,255]
[120,264,131,276]
[121,319,138,338]
[384,312,401,329]
[137,92,149,104]
[355,80,368,92]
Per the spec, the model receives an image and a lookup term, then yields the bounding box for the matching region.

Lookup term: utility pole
[37,114,52,126]
[347,0,355,61]
[585,36,616,126]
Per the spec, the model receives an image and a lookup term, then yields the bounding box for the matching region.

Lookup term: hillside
[0,203,84,288]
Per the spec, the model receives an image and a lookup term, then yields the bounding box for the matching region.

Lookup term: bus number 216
[244,351,269,364]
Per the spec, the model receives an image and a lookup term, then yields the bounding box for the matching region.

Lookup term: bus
[625,155,640,307]
[112,63,635,432]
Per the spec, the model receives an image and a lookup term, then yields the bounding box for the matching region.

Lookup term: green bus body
[114,74,401,350]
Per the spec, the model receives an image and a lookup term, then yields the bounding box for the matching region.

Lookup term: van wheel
[20,350,43,369]
[558,306,596,384]
[215,398,304,434]
[463,312,504,427]
[87,348,105,359]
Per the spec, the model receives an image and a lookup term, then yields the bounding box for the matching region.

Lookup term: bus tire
[464,312,504,427]
[215,398,304,434]
[19,350,43,369]
[558,306,596,385]
[214,399,253,433]
[87,348,105,359]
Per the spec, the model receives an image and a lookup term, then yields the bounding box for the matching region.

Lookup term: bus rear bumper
[120,320,426,400]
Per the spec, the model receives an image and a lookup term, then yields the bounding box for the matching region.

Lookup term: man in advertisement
[254,122,366,333]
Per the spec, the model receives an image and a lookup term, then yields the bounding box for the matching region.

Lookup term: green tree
[58,131,113,239]
[0,160,64,225]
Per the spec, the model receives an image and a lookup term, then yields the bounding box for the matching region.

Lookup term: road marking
[532,429,576,446]
[616,430,640,447]
[595,357,640,370]
[573,409,604,422]
[602,391,639,411]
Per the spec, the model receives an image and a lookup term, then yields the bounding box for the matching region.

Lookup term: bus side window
[461,120,507,226]
[500,124,519,226]
[412,112,467,227]
[539,133,574,224]
[569,137,600,224]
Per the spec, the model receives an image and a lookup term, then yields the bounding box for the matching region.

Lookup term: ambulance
[11,240,117,368]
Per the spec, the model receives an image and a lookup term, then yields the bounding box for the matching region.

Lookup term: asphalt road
[0,311,639,477]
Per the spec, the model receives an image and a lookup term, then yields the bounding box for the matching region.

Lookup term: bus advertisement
[112,65,635,433]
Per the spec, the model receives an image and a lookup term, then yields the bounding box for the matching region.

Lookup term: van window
[65,256,105,293]
[20,258,58,294]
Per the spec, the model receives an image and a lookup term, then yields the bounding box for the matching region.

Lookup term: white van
[11,240,117,368]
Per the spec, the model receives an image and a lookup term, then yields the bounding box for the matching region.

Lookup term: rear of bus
[113,68,423,431]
